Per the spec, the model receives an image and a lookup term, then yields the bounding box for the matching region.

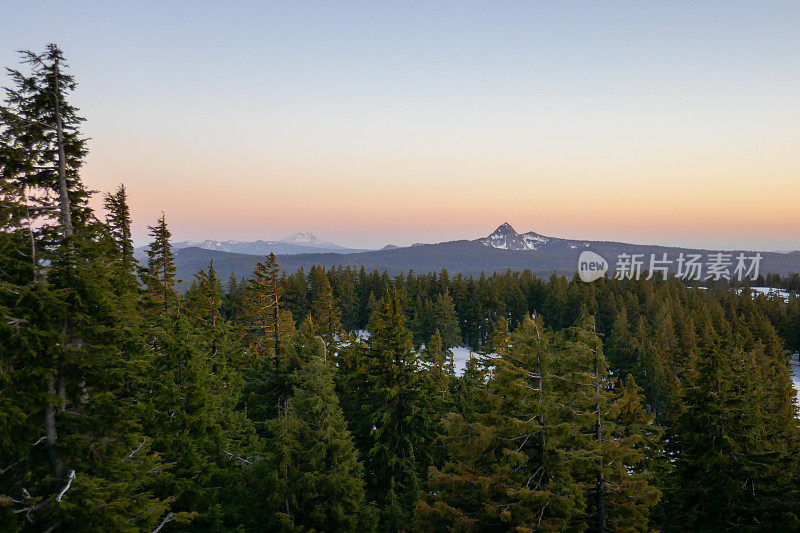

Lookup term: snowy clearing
[740,287,795,302]
[791,356,800,412]
[451,346,474,375]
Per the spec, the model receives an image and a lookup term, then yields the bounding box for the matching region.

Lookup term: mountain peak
[481,223,550,251]
[493,222,518,235]
[279,231,330,247]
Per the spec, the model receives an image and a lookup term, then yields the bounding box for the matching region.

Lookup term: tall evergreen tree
[240,253,297,434]
[333,267,360,332]
[346,288,427,530]
[561,314,661,532]
[185,260,224,359]
[143,260,259,529]
[221,273,245,321]
[421,315,576,530]
[431,290,461,350]
[602,375,664,532]
[0,46,172,530]
[669,324,800,531]
[141,213,178,315]
[282,268,309,324]
[260,328,376,531]
[0,44,91,245]
[102,184,134,275]
[243,253,287,361]
[310,269,343,358]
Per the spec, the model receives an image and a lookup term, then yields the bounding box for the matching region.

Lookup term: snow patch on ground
[791,356,800,412]
[346,336,476,377]
[750,287,794,302]
[451,346,475,375]
[733,287,795,302]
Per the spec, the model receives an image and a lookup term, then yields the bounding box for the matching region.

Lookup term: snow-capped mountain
[173,239,258,253]
[279,231,338,248]
[137,233,370,258]
[480,222,551,251]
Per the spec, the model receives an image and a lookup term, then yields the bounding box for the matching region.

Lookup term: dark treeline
[224,263,800,354]
[2,45,800,532]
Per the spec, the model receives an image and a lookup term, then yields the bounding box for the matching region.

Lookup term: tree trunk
[53,57,72,239]
[48,57,70,484]
[23,186,37,278]
[211,278,217,358]
[57,376,66,413]
[273,293,280,361]
[162,235,169,314]
[535,348,546,459]
[594,347,607,533]
[45,378,64,478]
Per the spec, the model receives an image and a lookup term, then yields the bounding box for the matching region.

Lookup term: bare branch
[55,470,75,502]
[223,450,253,465]
[126,439,146,460]
[152,512,174,533]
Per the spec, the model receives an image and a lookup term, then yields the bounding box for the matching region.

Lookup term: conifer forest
[2,46,800,533]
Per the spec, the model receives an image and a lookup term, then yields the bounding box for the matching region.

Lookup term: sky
[1,1,798,250]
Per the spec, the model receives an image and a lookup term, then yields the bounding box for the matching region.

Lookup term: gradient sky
[2,1,798,249]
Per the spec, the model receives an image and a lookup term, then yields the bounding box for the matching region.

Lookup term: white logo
[577,250,763,282]
[578,251,608,282]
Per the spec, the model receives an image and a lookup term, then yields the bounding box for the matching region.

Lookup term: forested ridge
[2,45,800,532]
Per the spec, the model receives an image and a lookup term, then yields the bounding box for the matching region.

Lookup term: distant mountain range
[163,223,800,290]
[135,231,370,262]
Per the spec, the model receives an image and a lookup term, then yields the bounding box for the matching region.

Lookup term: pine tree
[102,184,134,277]
[449,316,508,421]
[560,314,661,532]
[417,329,455,469]
[282,268,309,323]
[419,315,586,530]
[101,183,140,335]
[221,273,245,321]
[240,253,297,432]
[333,267,360,332]
[260,331,376,531]
[0,46,172,530]
[669,323,800,530]
[420,313,662,532]
[185,260,224,359]
[635,308,677,415]
[243,253,287,361]
[409,294,433,349]
[348,288,427,530]
[606,308,636,376]
[421,329,456,394]
[143,260,259,529]
[0,44,91,247]
[432,289,461,349]
[310,269,343,358]
[601,375,663,533]
[141,213,178,315]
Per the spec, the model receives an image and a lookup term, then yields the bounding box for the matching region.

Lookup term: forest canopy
[1,45,799,533]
